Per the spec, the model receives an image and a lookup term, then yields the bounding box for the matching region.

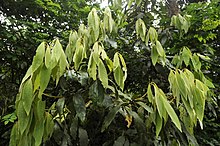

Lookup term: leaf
[88,8,100,41]
[9,122,18,146]
[45,46,51,68]
[191,54,201,71]
[70,116,78,140]
[114,66,124,90]
[56,98,65,115]
[98,59,108,88]
[155,112,163,137]
[136,102,153,113]
[22,79,33,115]
[87,53,97,80]
[154,85,165,118]
[73,94,86,122]
[136,19,146,41]
[79,128,88,146]
[52,39,62,62]
[135,0,142,6]
[73,38,84,70]
[182,47,191,66]
[193,88,205,125]
[176,71,187,98]
[147,84,154,103]
[89,80,104,105]
[43,112,54,141]
[155,40,164,57]
[17,101,29,135]
[160,90,182,132]
[33,117,45,146]
[148,27,158,43]
[39,65,51,95]
[101,105,121,132]
[32,42,45,73]
[113,135,126,146]
[151,45,159,66]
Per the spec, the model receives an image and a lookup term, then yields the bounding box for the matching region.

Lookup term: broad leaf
[22,79,33,115]
[98,59,108,88]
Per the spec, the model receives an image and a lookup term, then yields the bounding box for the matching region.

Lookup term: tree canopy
[0,0,220,145]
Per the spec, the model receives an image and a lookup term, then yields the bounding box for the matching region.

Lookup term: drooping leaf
[101,105,121,132]
[113,135,126,146]
[114,66,124,90]
[155,112,163,137]
[155,40,164,57]
[73,38,84,70]
[147,84,154,103]
[39,65,51,95]
[33,117,45,146]
[136,19,146,41]
[160,90,182,132]
[79,128,88,146]
[151,45,159,66]
[22,79,33,115]
[73,94,86,122]
[98,59,108,88]
[136,102,153,113]
[17,101,29,135]
[32,42,45,73]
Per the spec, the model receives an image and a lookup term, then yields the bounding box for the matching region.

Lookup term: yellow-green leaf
[22,79,33,115]
[32,42,45,73]
[98,59,108,88]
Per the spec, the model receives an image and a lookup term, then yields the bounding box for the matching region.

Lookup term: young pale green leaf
[191,54,201,71]
[151,45,159,66]
[136,19,146,41]
[155,40,164,57]
[73,39,84,70]
[98,59,108,88]
[147,84,154,103]
[22,79,33,115]
[59,50,69,76]
[88,8,100,41]
[114,66,124,90]
[154,85,165,118]
[136,102,153,113]
[182,47,191,66]
[113,52,120,68]
[45,46,51,69]
[32,42,45,73]
[52,39,62,62]
[92,42,100,64]
[193,88,205,125]
[155,112,163,137]
[101,105,121,132]
[176,71,187,98]
[104,7,114,33]
[148,27,158,43]
[160,89,182,132]
[39,65,51,96]
[195,79,209,94]
[88,53,97,80]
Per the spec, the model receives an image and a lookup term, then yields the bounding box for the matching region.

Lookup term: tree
[7,0,220,145]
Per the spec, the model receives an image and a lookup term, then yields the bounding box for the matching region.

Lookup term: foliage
[1,0,220,145]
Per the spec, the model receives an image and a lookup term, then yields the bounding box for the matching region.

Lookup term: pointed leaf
[98,59,108,88]
[32,42,45,73]
[22,79,33,115]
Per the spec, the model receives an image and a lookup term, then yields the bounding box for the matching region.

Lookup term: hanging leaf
[22,79,33,115]
[45,46,51,69]
[160,90,182,132]
[79,128,88,146]
[101,105,121,132]
[151,45,159,66]
[39,65,51,95]
[33,117,45,146]
[98,59,108,88]
[136,102,153,113]
[88,8,100,41]
[155,40,164,57]
[32,42,45,73]
[17,102,29,135]
[73,38,84,70]
[73,94,86,122]
[114,66,124,90]
[113,135,126,146]
[87,53,97,80]
[147,84,154,103]
[136,19,146,41]
[148,27,158,43]
[155,112,163,137]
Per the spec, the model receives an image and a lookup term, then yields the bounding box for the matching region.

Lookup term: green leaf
[88,8,100,41]
[33,117,45,146]
[176,71,187,98]
[193,88,205,125]
[155,40,164,57]
[73,94,86,122]
[17,101,29,135]
[45,46,51,69]
[151,45,159,66]
[154,87,165,118]
[101,105,121,132]
[113,135,126,146]
[22,79,33,115]
[98,59,108,88]
[87,53,97,80]
[136,19,146,41]
[73,38,84,70]
[9,122,19,146]
[79,128,88,146]
[191,54,201,71]
[148,27,158,43]
[147,84,154,103]
[114,66,124,90]
[160,90,182,132]
[135,0,142,6]
[39,65,51,95]
[182,47,191,66]
[89,80,105,105]
[52,39,62,62]
[43,112,54,141]
[155,112,163,137]
[136,102,153,113]
[32,42,45,73]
